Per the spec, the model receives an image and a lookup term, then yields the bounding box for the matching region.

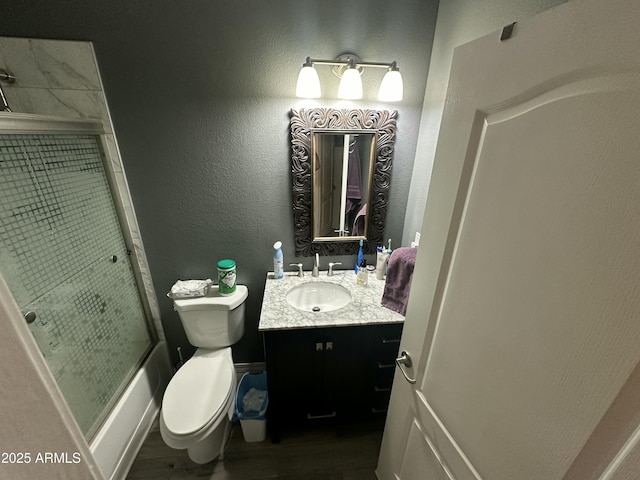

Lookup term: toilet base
[160,389,235,465]
[186,412,233,464]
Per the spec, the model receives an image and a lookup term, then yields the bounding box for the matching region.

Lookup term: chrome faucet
[312,253,320,277]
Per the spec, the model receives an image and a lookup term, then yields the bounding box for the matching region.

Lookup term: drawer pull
[381,338,400,344]
[378,362,395,369]
[374,386,391,392]
[307,411,337,420]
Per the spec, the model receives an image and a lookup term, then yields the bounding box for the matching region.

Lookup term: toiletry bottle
[375,246,388,280]
[357,259,368,285]
[273,241,284,279]
[384,239,393,277]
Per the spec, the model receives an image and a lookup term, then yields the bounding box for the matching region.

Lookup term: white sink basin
[285,282,351,313]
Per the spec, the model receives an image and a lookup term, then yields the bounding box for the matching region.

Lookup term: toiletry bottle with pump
[273,241,284,279]
[357,259,368,285]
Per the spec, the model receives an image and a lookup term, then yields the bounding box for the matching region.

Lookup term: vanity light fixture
[295,53,403,102]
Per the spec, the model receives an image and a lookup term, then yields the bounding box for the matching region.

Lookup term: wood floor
[126,418,385,480]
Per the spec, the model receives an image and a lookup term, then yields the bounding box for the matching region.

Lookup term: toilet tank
[173,285,248,349]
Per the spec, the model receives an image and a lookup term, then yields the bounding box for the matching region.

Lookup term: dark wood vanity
[263,322,403,442]
[258,270,405,442]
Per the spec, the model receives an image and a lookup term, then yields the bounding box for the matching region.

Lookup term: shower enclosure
[0,114,155,441]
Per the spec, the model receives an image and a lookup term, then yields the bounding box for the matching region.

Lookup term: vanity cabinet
[263,322,403,442]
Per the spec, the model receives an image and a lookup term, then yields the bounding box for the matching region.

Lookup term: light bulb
[296,60,321,98]
[378,68,403,102]
[338,67,363,100]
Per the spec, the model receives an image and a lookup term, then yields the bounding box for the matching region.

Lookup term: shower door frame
[0,112,159,439]
[0,112,158,342]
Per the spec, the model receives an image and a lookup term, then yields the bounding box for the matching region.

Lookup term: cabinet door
[323,327,367,419]
[264,329,317,424]
[264,327,368,425]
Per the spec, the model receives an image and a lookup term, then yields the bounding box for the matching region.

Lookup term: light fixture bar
[306,58,397,71]
[296,54,403,102]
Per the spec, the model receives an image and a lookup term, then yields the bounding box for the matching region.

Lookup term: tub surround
[91,342,171,480]
[259,270,404,331]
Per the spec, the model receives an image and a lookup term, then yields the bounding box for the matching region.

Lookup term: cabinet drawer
[372,385,392,413]
[370,324,403,362]
[374,361,396,388]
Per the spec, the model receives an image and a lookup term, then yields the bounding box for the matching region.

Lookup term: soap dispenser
[356,259,368,285]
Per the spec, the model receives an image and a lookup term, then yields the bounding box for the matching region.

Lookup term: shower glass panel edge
[0,113,156,441]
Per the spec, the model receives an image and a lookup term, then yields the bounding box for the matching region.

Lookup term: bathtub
[90,342,172,480]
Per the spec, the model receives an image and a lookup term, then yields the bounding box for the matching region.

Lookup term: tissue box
[166,279,212,299]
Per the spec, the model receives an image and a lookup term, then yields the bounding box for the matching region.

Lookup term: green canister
[217,259,237,296]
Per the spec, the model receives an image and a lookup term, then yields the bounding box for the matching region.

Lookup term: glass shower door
[0,131,153,439]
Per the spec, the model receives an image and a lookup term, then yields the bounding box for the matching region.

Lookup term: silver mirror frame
[290,108,397,256]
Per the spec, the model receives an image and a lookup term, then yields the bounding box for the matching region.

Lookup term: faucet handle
[327,262,342,276]
[289,263,304,277]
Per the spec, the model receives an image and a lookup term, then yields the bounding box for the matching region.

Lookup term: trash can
[235,371,269,442]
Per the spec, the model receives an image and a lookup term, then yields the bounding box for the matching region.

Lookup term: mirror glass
[313,132,374,240]
[290,108,397,257]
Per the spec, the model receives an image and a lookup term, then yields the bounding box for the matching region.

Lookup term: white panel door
[377,0,640,479]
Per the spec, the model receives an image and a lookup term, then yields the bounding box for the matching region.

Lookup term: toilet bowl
[160,284,248,464]
[160,348,236,464]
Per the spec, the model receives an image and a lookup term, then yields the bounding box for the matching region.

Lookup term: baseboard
[235,362,266,376]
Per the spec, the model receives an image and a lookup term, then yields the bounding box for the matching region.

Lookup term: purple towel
[352,204,367,236]
[381,247,417,316]
[346,138,362,201]
[345,139,363,220]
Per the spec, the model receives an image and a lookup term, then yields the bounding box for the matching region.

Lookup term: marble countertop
[258,270,404,331]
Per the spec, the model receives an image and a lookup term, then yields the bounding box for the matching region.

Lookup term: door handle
[395,351,417,384]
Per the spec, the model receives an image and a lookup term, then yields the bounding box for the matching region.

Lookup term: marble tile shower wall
[0,36,163,340]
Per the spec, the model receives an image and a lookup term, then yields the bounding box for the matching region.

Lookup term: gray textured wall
[3,0,438,364]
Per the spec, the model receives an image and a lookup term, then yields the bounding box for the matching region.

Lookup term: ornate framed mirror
[290,108,397,256]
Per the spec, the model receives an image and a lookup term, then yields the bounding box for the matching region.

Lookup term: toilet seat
[162,354,234,436]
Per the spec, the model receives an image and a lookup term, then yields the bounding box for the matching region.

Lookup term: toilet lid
[162,355,233,436]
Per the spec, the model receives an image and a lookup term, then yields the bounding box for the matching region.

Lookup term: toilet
[160,284,248,464]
